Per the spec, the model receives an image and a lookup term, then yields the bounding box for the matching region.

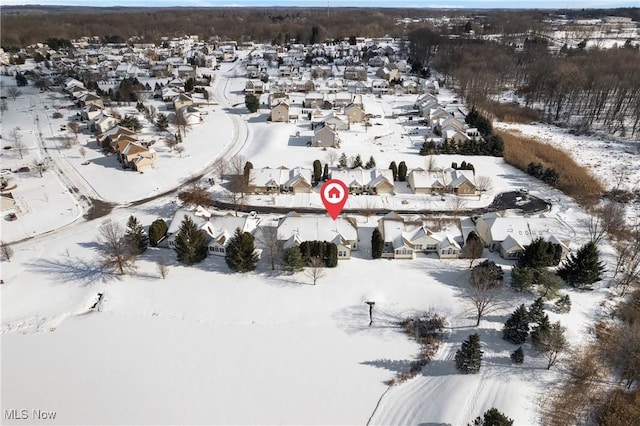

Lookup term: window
[338,250,347,257]
[415,244,423,250]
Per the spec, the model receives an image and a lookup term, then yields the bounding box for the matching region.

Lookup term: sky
[3,0,640,9]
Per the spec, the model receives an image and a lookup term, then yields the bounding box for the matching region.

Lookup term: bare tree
[68,121,81,141]
[612,228,640,296]
[7,87,22,100]
[228,174,248,216]
[0,99,8,112]
[62,135,76,149]
[476,176,493,193]
[164,134,178,152]
[177,183,214,208]
[598,201,626,239]
[305,256,326,285]
[32,159,48,177]
[257,225,281,271]
[467,261,504,326]
[109,107,122,120]
[325,150,339,166]
[426,155,437,172]
[537,321,569,370]
[173,112,191,137]
[446,196,468,215]
[156,259,169,279]
[144,104,157,122]
[96,219,137,275]
[213,157,228,182]
[10,127,27,159]
[462,233,484,268]
[175,144,185,157]
[586,213,607,245]
[0,241,14,262]
[79,146,87,159]
[230,154,246,176]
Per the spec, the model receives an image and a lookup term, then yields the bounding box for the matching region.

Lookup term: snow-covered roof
[277,213,357,245]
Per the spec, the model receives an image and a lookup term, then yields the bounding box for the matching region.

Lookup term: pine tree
[149,218,168,247]
[531,313,551,347]
[352,154,363,169]
[555,294,572,313]
[502,304,530,344]
[557,241,605,289]
[324,242,338,267]
[313,159,322,184]
[124,215,148,255]
[536,321,569,369]
[528,297,546,325]
[371,228,384,259]
[322,164,329,181]
[156,113,169,132]
[517,237,562,268]
[471,407,514,426]
[510,266,535,292]
[389,161,398,181]
[510,346,524,364]
[282,245,305,272]
[398,161,408,181]
[174,216,208,265]
[455,333,483,374]
[364,155,376,169]
[225,228,258,272]
[339,152,348,168]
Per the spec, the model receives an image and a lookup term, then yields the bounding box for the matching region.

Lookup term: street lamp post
[365,301,375,326]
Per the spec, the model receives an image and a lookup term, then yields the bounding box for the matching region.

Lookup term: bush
[148,218,168,247]
[52,111,63,119]
[510,346,524,364]
[245,94,259,113]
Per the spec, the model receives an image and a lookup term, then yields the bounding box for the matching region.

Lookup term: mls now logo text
[4,409,57,421]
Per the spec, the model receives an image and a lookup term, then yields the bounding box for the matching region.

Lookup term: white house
[276,212,358,259]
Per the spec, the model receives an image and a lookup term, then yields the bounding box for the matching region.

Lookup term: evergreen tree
[15,72,28,87]
[245,94,259,113]
[322,164,329,181]
[510,266,535,292]
[282,245,305,272]
[455,333,483,374]
[364,155,376,169]
[557,241,605,289]
[124,215,148,255]
[148,218,168,247]
[502,304,530,344]
[371,228,384,259]
[352,154,363,169]
[517,237,562,268]
[174,216,208,265]
[324,242,338,267]
[528,297,546,325]
[118,115,142,132]
[398,161,408,181]
[156,113,169,132]
[225,228,259,272]
[313,159,322,184]
[471,407,514,426]
[510,347,524,364]
[339,152,348,168]
[531,313,551,347]
[554,294,572,313]
[243,161,253,184]
[389,161,398,181]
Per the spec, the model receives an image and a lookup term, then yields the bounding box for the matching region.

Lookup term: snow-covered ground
[0,56,632,425]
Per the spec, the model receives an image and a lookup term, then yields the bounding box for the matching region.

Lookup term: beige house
[331,167,395,195]
[344,103,366,123]
[248,167,313,194]
[173,94,193,111]
[312,124,339,148]
[271,102,290,123]
[277,212,358,260]
[408,168,476,196]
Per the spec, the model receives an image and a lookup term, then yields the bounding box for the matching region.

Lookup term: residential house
[173,94,193,111]
[371,79,390,94]
[94,114,118,134]
[304,92,325,109]
[268,92,289,107]
[344,103,366,123]
[176,105,203,126]
[97,126,137,149]
[407,168,476,196]
[276,212,358,259]
[377,212,459,259]
[270,101,290,123]
[472,213,571,260]
[248,167,313,194]
[77,93,104,108]
[344,66,367,81]
[312,123,340,148]
[245,79,267,94]
[81,104,103,122]
[376,63,399,81]
[331,167,395,195]
[204,212,260,257]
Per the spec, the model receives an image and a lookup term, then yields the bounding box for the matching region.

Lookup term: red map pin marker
[320,179,348,220]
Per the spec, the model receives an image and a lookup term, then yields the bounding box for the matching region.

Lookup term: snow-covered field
[0,56,632,425]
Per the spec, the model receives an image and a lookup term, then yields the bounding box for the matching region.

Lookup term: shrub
[510,347,524,364]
